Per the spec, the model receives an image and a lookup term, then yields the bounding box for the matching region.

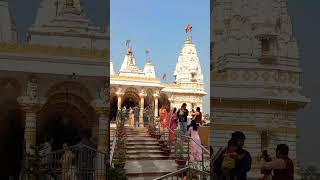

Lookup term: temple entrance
[122,88,140,109]
[110,95,118,121]
[0,80,24,180]
[38,82,97,151]
[122,97,139,109]
[39,110,82,151]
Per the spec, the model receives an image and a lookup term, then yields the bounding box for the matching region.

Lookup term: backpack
[221,155,236,170]
[179,109,184,116]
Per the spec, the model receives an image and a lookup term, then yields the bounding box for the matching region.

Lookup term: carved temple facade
[211,0,309,178]
[0,1,108,178]
[110,37,206,127]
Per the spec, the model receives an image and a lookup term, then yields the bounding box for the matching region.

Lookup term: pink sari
[188,128,202,162]
[168,110,177,142]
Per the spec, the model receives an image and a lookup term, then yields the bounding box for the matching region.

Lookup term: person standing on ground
[168,108,178,143]
[261,144,294,180]
[129,107,134,127]
[260,150,272,180]
[159,105,167,129]
[187,120,202,162]
[133,104,140,127]
[191,107,202,126]
[61,143,74,180]
[177,103,188,135]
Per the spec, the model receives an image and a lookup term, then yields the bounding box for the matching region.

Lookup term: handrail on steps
[109,118,118,166]
[158,117,210,155]
[153,166,210,180]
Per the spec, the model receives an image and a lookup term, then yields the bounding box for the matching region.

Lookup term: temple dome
[110,60,115,76]
[0,0,16,43]
[143,57,156,79]
[173,37,204,84]
[119,48,144,77]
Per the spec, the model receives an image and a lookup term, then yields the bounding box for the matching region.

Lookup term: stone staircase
[110,123,211,180]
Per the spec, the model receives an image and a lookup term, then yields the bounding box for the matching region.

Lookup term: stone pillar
[154,96,159,117]
[95,108,108,180]
[22,105,38,154]
[139,95,145,127]
[117,95,122,110]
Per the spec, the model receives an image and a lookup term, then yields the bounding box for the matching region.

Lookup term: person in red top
[191,107,202,126]
[261,144,294,180]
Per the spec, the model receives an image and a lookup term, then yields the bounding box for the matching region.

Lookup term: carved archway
[46,81,93,103]
[38,82,97,150]
[122,87,140,109]
[110,92,118,121]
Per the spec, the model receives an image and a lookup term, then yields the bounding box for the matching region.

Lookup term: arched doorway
[122,88,140,109]
[0,79,24,179]
[110,93,118,121]
[38,82,97,151]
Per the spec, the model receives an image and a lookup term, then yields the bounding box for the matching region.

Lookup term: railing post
[187,138,190,167]
[202,149,204,171]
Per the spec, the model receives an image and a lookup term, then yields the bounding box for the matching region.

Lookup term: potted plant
[155,132,161,139]
[113,149,126,169]
[107,167,128,180]
[161,141,171,156]
[150,127,157,138]
[158,135,165,146]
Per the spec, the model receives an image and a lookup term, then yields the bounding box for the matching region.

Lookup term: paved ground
[125,160,178,180]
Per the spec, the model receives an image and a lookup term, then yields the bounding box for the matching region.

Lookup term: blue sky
[110,0,210,114]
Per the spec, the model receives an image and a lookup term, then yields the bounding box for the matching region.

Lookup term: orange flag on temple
[185,24,192,33]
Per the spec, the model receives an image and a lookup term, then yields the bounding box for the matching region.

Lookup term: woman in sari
[129,107,134,127]
[61,143,74,180]
[168,108,178,142]
[159,105,167,129]
[187,120,202,162]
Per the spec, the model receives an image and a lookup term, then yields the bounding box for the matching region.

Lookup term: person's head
[63,143,69,150]
[276,144,289,158]
[227,139,238,151]
[173,107,177,113]
[262,150,269,156]
[196,107,200,112]
[182,103,187,109]
[189,120,198,131]
[231,131,246,148]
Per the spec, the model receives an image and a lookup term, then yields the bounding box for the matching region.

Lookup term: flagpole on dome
[185,24,193,42]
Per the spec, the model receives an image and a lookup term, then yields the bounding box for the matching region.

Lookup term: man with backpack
[177,103,188,135]
[213,131,252,180]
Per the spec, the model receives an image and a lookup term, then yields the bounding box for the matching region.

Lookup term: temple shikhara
[211,0,309,178]
[110,37,206,125]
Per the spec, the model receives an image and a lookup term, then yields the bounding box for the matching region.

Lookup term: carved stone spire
[174,37,204,84]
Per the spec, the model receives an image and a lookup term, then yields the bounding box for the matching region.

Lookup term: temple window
[256,35,277,64]
[261,39,270,56]
[191,73,196,82]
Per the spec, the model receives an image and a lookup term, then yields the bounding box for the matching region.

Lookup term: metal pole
[187,139,190,167]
